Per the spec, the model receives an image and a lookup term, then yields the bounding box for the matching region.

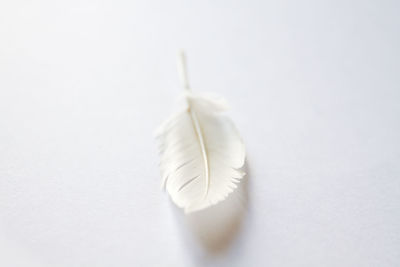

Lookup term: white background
[1,0,399,266]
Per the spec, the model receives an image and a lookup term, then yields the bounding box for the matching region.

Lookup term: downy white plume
[155,52,246,213]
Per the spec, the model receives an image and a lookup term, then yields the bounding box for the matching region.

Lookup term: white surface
[1,0,400,266]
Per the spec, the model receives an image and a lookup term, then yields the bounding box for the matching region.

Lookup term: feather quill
[156,52,246,213]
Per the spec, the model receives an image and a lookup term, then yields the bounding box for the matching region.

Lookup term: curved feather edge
[156,92,246,213]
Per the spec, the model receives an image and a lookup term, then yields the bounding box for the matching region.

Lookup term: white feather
[155,52,246,213]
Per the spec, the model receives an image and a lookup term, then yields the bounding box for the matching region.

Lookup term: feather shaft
[188,107,210,197]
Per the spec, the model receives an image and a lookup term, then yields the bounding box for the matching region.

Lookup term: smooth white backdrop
[1,0,399,266]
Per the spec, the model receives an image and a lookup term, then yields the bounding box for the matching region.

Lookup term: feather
[155,52,246,213]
